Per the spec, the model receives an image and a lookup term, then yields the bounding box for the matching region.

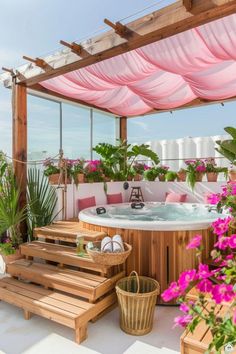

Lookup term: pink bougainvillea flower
[179,269,197,291]
[186,234,202,250]
[214,236,229,250]
[228,234,236,249]
[161,282,182,302]
[196,165,206,172]
[212,284,235,304]
[196,279,213,293]
[179,303,190,314]
[197,263,212,279]
[173,314,193,328]
[211,217,232,236]
[207,193,221,205]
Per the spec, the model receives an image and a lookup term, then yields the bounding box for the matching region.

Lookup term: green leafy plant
[93,140,159,181]
[185,159,206,190]
[0,242,16,256]
[143,167,159,181]
[0,165,26,248]
[165,171,177,181]
[215,127,236,166]
[27,168,58,239]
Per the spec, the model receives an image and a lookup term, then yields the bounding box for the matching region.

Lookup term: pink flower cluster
[85,160,101,173]
[211,216,232,236]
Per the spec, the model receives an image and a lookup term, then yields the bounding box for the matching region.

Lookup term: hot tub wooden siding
[80,221,213,304]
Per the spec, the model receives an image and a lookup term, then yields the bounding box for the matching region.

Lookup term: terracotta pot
[127,176,133,181]
[207,172,218,182]
[74,173,85,184]
[195,173,204,182]
[158,174,166,182]
[1,249,23,265]
[134,174,142,181]
[48,173,71,185]
[229,171,236,181]
[102,175,111,182]
[177,171,186,182]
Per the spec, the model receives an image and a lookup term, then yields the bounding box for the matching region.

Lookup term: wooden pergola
[1,0,236,230]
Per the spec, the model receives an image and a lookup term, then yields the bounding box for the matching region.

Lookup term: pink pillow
[165,192,187,203]
[107,193,123,204]
[78,196,96,211]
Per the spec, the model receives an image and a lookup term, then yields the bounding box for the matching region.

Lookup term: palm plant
[0,163,27,248]
[27,168,58,239]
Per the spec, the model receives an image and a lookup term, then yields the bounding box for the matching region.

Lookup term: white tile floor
[0,302,183,354]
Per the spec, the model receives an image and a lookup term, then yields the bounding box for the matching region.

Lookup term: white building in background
[146,134,230,171]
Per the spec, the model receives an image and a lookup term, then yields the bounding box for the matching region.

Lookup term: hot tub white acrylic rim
[79,202,226,231]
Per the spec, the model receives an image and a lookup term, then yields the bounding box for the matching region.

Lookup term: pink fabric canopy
[41,14,236,117]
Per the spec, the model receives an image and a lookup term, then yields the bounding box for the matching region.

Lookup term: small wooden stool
[129,186,144,202]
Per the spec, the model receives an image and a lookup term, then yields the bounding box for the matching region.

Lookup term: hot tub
[79,202,225,304]
[79,202,224,231]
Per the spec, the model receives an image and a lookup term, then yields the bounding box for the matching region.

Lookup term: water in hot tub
[97,203,224,222]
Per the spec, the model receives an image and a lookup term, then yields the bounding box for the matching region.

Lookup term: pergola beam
[12,0,236,87]
[182,0,192,11]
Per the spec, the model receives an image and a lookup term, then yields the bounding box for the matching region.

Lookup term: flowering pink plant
[84,160,103,182]
[185,159,206,190]
[162,184,236,353]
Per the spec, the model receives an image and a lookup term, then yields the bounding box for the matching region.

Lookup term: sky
[0,0,235,158]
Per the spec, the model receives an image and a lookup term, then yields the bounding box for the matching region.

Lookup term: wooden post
[12,82,28,241]
[119,116,127,142]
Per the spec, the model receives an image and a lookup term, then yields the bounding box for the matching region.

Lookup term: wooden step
[20,241,111,275]
[34,221,105,243]
[0,277,116,344]
[7,259,125,302]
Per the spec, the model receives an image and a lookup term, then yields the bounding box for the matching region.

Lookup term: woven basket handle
[129,270,140,294]
[101,240,125,253]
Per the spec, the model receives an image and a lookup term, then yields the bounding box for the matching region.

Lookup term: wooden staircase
[0,223,125,344]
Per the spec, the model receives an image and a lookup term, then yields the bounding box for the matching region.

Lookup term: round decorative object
[123,181,129,190]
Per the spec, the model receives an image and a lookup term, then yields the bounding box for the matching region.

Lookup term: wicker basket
[116,271,160,335]
[86,240,132,266]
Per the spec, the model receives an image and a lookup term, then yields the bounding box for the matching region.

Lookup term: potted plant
[165,170,177,182]
[185,159,206,190]
[143,167,158,181]
[43,158,72,184]
[0,155,26,264]
[132,162,150,181]
[72,158,86,185]
[229,166,236,182]
[205,157,219,182]
[161,183,236,354]
[155,165,169,181]
[177,168,187,182]
[93,140,159,182]
[84,160,104,183]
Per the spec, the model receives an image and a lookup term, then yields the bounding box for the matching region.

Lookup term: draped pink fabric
[41,14,236,116]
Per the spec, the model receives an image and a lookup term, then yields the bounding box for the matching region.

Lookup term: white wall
[55,181,226,220]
